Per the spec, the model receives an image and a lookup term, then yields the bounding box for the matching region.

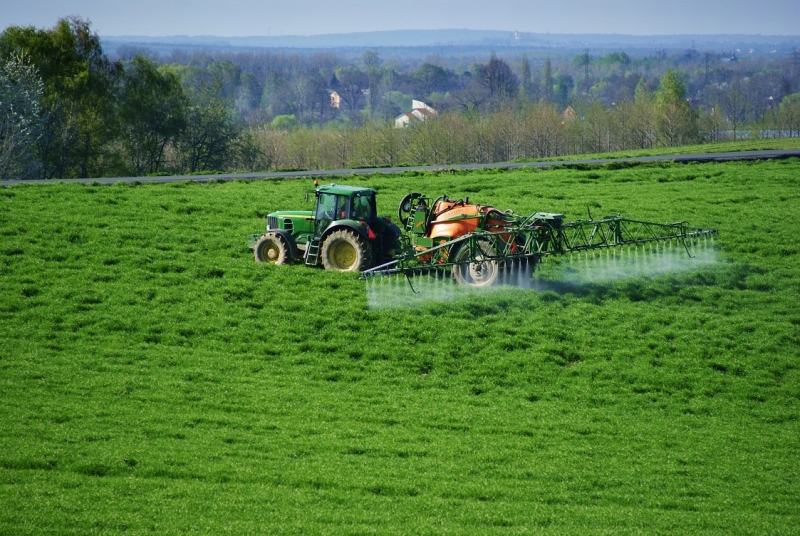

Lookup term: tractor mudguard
[320,222,370,243]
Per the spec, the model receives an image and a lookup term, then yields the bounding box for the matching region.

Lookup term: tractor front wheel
[254,233,291,264]
[321,230,373,272]
[451,241,499,287]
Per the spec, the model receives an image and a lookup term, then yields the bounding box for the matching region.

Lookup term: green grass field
[1,158,799,534]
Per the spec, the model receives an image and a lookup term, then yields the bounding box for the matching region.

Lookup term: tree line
[1,18,238,180]
[2,17,799,180]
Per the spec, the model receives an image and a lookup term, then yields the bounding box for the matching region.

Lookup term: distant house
[395,100,438,128]
[330,91,341,109]
[561,105,577,121]
[765,96,778,110]
[394,112,416,128]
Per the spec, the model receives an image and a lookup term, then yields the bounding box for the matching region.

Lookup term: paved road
[2,148,799,187]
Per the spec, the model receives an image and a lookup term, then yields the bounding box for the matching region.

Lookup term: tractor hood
[268,210,314,220]
[267,210,315,234]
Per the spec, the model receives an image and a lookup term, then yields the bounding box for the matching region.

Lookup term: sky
[2,0,798,37]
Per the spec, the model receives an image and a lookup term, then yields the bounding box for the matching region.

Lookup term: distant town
[2,22,799,180]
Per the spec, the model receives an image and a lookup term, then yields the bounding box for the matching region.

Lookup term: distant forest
[2,17,799,179]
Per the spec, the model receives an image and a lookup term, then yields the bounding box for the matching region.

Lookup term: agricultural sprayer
[249,185,718,290]
[361,192,718,288]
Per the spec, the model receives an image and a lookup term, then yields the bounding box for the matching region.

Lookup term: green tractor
[248,184,402,271]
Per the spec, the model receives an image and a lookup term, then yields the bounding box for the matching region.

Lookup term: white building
[394,100,437,128]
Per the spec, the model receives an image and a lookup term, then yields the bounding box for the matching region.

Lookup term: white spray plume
[366,238,717,310]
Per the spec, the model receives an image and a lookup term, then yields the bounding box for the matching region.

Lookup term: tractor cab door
[314,192,350,238]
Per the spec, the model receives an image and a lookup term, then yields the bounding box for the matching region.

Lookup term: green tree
[540,58,554,103]
[335,66,368,115]
[206,60,241,100]
[634,77,652,103]
[553,73,574,108]
[270,114,299,130]
[177,80,239,173]
[0,17,121,178]
[598,52,631,67]
[361,50,382,113]
[778,93,800,136]
[0,54,44,179]
[654,70,696,146]
[479,53,518,104]
[572,49,591,86]
[520,55,532,98]
[260,70,289,117]
[656,70,687,103]
[412,63,451,98]
[118,55,187,175]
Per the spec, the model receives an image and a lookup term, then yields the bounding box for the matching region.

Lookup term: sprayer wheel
[451,241,499,287]
[254,233,291,265]
[321,230,374,272]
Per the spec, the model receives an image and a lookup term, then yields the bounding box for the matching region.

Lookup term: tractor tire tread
[320,229,374,272]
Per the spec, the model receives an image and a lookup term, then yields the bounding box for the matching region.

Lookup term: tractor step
[305,239,321,266]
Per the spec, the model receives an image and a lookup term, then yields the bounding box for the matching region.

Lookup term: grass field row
[1,157,799,534]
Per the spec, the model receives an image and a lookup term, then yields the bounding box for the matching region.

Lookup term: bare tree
[698,104,727,142]
[720,78,750,141]
[449,85,489,114]
[582,102,612,153]
[521,103,566,158]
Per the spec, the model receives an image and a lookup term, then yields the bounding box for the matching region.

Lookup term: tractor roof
[317,184,376,196]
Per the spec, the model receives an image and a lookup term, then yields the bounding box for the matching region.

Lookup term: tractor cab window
[352,194,375,221]
[316,193,337,219]
[315,193,349,234]
[315,193,337,234]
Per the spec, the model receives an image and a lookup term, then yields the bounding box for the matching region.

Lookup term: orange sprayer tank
[428,199,510,241]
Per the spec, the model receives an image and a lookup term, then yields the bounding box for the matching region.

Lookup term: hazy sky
[2,0,798,37]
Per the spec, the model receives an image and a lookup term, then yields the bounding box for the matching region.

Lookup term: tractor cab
[313,185,377,239]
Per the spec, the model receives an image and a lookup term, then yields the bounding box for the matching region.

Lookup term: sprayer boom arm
[540,215,717,255]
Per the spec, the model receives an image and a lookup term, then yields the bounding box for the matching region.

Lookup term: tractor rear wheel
[254,233,291,264]
[451,241,499,287]
[321,230,374,272]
